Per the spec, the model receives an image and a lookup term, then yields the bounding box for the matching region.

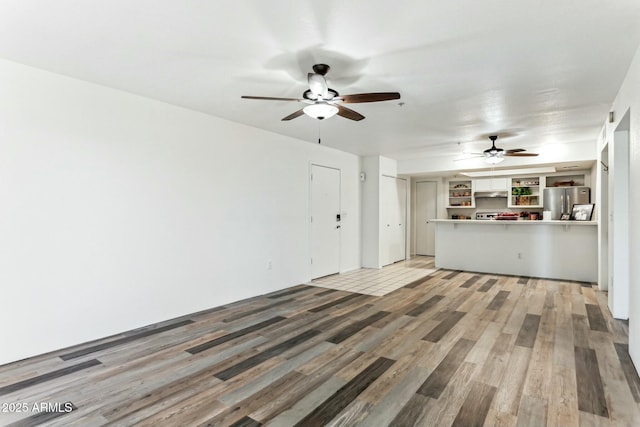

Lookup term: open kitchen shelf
[447,179,474,208]
[509,176,542,208]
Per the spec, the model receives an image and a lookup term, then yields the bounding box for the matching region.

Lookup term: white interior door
[310,165,341,279]
[396,178,407,262]
[381,176,407,266]
[381,176,395,266]
[416,181,437,255]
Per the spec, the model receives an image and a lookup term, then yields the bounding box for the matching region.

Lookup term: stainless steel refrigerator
[543,187,590,219]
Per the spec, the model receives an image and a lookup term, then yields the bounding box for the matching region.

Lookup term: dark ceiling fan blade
[506,148,526,154]
[241,95,302,102]
[505,152,539,157]
[336,104,365,121]
[281,109,305,121]
[338,92,401,103]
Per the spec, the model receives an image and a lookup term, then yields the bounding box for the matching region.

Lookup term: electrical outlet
[517,252,522,259]
[267,260,272,270]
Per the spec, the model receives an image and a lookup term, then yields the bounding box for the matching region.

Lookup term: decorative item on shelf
[570,203,594,221]
[495,212,519,220]
[511,187,532,196]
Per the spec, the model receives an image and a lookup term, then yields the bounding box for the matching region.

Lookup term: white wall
[360,156,380,268]
[0,59,361,365]
[603,43,640,370]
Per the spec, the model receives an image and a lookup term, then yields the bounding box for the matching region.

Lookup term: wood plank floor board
[266,285,313,299]
[422,310,466,343]
[59,320,195,360]
[546,364,580,427]
[451,380,496,427]
[476,332,514,388]
[213,329,321,380]
[249,348,364,423]
[388,393,435,427]
[586,303,609,332]
[464,321,503,365]
[326,311,390,344]
[372,319,439,361]
[307,293,366,313]
[478,278,499,292]
[0,359,102,397]
[356,348,427,406]
[352,365,430,426]
[416,338,476,398]
[589,334,640,425]
[575,346,610,418]
[403,273,436,289]
[460,275,481,288]
[515,313,541,348]
[514,394,547,427]
[323,399,373,426]
[292,356,395,427]
[522,339,554,400]
[615,343,640,403]
[202,370,306,426]
[352,314,414,354]
[3,256,639,427]
[417,361,479,427]
[490,345,533,416]
[572,314,592,349]
[442,269,462,280]
[216,341,336,408]
[487,289,510,311]
[185,315,287,354]
[228,415,263,427]
[405,294,445,317]
[490,285,524,324]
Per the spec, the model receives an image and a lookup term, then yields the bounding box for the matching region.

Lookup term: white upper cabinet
[473,178,508,192]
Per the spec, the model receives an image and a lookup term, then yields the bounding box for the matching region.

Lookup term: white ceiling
[1,1,639,168]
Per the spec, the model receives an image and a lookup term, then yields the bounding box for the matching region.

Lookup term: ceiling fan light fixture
[303,102,339,120]
[485,154,505,164]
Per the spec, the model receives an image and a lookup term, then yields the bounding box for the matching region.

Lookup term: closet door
[381,176,406,266]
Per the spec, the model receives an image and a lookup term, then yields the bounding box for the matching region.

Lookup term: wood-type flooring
[1,257,640,426]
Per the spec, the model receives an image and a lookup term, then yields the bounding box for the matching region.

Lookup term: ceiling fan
[465,135,539,164]
[241,64,400,121]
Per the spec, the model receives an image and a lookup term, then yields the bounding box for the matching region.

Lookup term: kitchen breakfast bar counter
[433,219,597,282]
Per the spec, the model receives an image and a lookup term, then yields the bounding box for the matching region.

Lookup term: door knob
[336,225,341,229]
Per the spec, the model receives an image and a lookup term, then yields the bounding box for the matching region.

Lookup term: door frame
[309,163,341,279]
[608,109,630,319]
